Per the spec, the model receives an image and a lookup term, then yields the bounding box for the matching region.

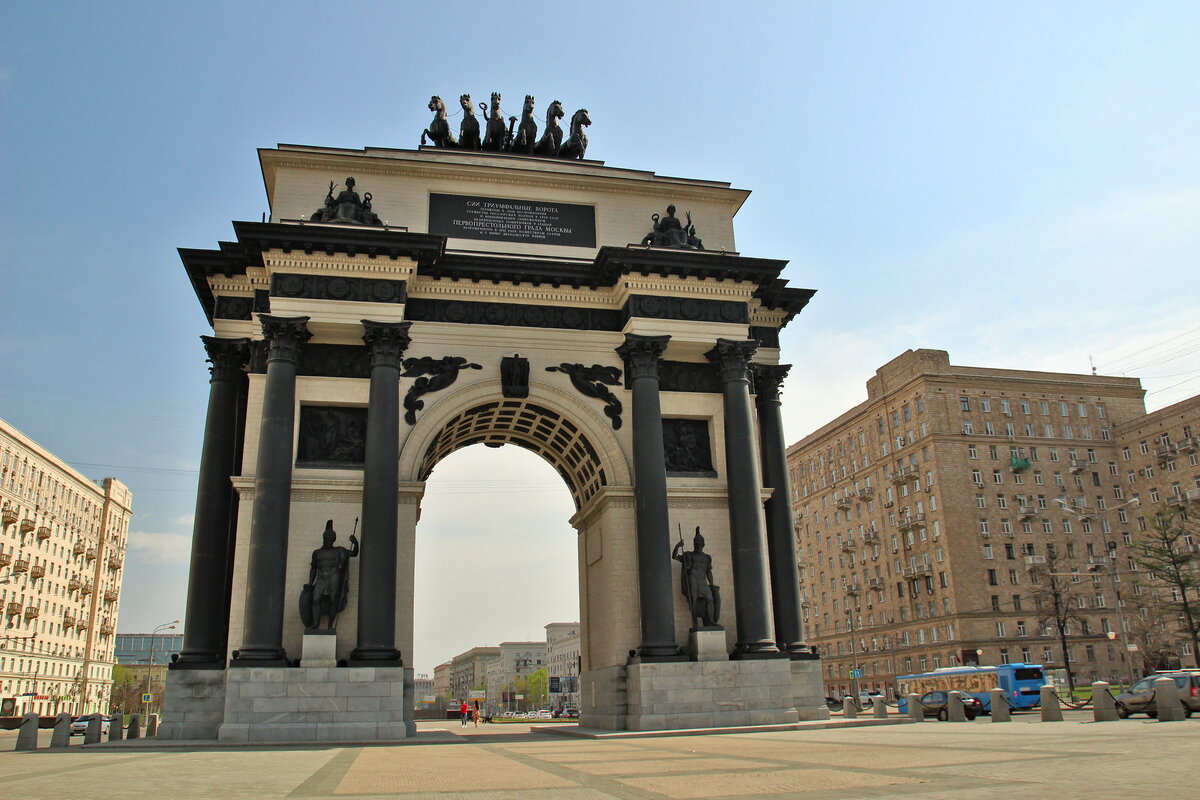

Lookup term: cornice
[231,221,446,268]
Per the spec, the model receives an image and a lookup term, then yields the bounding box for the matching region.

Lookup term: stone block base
[790,657,830,721]
[301,633,337,668]
[158,669,227,740]
[582,659,801,731]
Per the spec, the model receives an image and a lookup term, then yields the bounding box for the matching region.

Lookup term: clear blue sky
[2,2,1198,673]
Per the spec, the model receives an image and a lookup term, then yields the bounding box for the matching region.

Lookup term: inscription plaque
[428,193,596,247]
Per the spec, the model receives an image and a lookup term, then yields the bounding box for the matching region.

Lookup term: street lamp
[845,587,862,708]
[144,620,179,722]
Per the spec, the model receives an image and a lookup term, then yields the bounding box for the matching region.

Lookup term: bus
[895,663,1046,713]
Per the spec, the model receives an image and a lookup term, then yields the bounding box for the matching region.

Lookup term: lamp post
[846,587,862,708]
[144,621,179,722]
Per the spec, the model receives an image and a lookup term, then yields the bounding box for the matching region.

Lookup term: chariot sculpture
[420,94,592,160]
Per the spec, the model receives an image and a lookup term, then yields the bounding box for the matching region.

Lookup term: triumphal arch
[160,125,824,741]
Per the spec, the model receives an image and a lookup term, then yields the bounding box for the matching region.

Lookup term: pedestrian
[459,699,469,727]
[472,703,480,727]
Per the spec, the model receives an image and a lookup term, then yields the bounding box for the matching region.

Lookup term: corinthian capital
[704,339,758,384]
[752,364,791,403]
[200,336,250,382]
[362,320,413,369]
[258,315,312,365]
[615,334,671,381]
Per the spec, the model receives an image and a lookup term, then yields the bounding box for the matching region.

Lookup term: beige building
[787,349,1152,696]
[449,646,499,702]
[0,417,132,716]
[432,661,451,704]
[545,622,580,710]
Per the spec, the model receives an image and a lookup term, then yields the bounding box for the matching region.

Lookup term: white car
[70,715,114,736]
[536,709,553,719]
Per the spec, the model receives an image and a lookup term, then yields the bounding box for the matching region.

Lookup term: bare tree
[1029,545,1089,696]
[1129,505,1200,667]
[1126,601,1184,674]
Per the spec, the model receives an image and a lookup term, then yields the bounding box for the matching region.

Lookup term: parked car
[562,707,580,718]
[914,691,983,721]
[70,715,114,736]
[535,709,553,719]
[1115,672,1200,718]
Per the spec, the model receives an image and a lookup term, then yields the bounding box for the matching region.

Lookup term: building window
[961,397,970,412]
[1000,648,1011,664]
[987,569,998,586]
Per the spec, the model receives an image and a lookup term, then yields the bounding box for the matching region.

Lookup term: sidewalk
[1,714,1195,799]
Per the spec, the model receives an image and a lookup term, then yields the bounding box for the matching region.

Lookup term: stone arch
[398,377,632,510]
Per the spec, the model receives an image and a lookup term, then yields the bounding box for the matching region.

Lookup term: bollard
[84,714,102,744]
[990,688,1010,722]
[841,697,858,719]
[146,714,158,737]
[947,690,967,722]
[1154,677,1185,722]
[108,714,124,742]
[50,713,73,748]
[1091,681,1119,722]
[127,713,141,739]
[872,699,887,718]
[906,693,923,722]
[16,712,40,751]
[1039,686,1063,721]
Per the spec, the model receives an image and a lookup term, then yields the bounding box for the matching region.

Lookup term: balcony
[862,529,881,544]
[12,558,29,573]
[0,552,9,567]
[106,554,122,570]
[1068,459,1088,473]
[1154,444,1177,459]
[68,577,81,592]
[19,519,34,533]
[63,613,76,627]
[5,602,21,617]
[23,606,39,620]
[85,547,96,562]
[1186,488,1200,502]
[100,621,114,636]
[1018,506,1038,520]
[856,486,875,499]
[102,588,118,603]
[76,616,89,630]
[1087,555,1111,567]
[882,499,895,508]
[1178,437,1198,453]
[79,582,93,596]
[1,507,16,526]
[835,496,851,510]
[890,465,919,484]
[72,540,85,556]
[867,577,885,589]
[29,564,45,579]
[897,513,927,531]
[36,526,50,541]
[1010,457,1031,473]
[902,564,933,578]
[1024,555,1046,567]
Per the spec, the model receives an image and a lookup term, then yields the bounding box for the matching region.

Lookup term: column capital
[258,315,311,365]
[752,364,791,403]
[705,339,758,384]
[361,320,413,369]
[200,336,250,382]
[616,334,670,380]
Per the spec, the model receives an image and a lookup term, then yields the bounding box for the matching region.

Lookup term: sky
[2,2,1198,675]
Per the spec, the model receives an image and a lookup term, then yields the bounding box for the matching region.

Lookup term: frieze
[299,344,372,379]
[405,298,622,331]
[624,295,748,325]
[749,326,780,349]
[271,273,407,304]
[656,361,721,394]
[214,296,254,321]
[663,419,715,475]
[296,406,367,466]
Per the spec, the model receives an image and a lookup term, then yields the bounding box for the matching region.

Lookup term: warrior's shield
[710,585,721,625]
[299,583,315,629]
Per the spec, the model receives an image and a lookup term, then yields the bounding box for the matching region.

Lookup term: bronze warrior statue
[672,527,721,628]
[300,519,359,631]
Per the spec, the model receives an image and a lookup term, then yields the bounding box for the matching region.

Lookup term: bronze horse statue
[457,94,481,150]
[480,92,508,151]
[559,108,591,160]
[509,94,538,155]
[421,96,457,147]
[532,100,565,156]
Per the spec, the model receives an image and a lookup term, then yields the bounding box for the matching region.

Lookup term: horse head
[546,100,564,124]
[489,92,502,111]
[523,95,535,114]
[571,109,592,131]
[459,94,473,113]
[428,96,444,113]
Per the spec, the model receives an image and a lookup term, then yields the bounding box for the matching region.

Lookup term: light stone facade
[0,416,131,717]
[546,621,580,710]
[784,348,1196,696]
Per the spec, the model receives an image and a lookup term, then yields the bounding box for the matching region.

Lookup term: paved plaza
[1,713,1194,800]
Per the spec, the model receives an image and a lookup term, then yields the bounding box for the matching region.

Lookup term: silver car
[1115,672,1199,719]
[70,715,115,736]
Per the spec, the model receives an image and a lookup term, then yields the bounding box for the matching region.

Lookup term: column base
[169,653,227,671]
[731,640,785,660]
[229,647,289,668]
[347,646,403,667]
[631,641,686,663]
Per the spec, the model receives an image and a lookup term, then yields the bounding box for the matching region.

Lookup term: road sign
[142,693,153,703]
[549,677,561,693]
[849,669,862,678]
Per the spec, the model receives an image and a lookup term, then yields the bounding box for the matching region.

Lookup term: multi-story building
[449,646,500,703]
[412,673,434,710]
[545,622,580,711]
[432,661,451,705]
[787,349,1150,697]
[1113,394,1200,669]
[482,640,547,712]
[0,417,132,716]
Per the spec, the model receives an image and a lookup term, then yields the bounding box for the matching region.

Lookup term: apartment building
[545,622,581,711]
[0,417,132,716]
[787,349,1151,696]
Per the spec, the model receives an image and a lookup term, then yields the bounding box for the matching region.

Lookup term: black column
[349,320,412,666]
[753,364,812,657]
[232,315,310,667]
[615,334,682,661]
[705,339,780,658]
[172,336,249,671]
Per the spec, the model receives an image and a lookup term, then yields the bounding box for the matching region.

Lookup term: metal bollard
[146,714,158,737]
[1154,677,1185,722]
[108,714,124,742]
[947,690,967,722]
[990,688,1010,722]
[84,714,102,744]
[50,713,73,748]
[16,712,40,751]
[127,713,141,739]
[906,693,923,722]
[842,697,858,718]
[872,699,888,718]
[1039,686,1063,722]
[1091,681,1119,722]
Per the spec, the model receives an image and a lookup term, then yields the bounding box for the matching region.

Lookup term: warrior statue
[641,205,704,249]
[300,519,359,631]
[310,177,382,226]
[672,527,721,629]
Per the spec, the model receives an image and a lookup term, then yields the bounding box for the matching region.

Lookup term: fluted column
[615,334,682,661]
[349,320,412,666]
[753,364,812,657]
[705,339,780,658]
[172,336,249,670]
[232,315,311,667]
